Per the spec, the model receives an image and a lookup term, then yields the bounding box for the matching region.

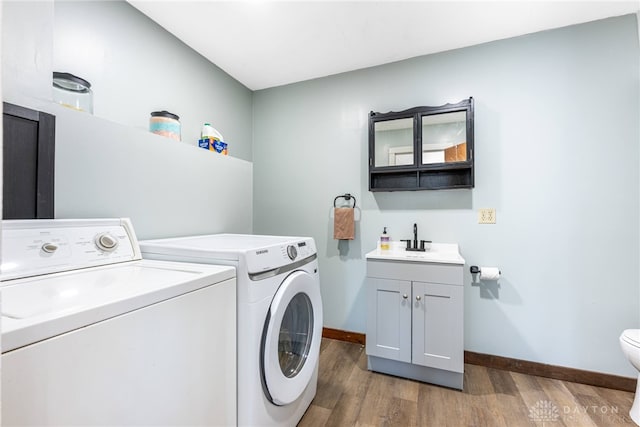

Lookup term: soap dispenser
[380,227,390,251]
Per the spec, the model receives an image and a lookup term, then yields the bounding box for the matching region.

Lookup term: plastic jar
[52,72,93,113]
[149,111,181,141]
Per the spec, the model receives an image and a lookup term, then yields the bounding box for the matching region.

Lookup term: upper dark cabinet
[369,97,474,191]
[3,102,56,219]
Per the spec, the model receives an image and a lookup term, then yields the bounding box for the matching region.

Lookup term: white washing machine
[140,233,323,426]
[1,218,237,426]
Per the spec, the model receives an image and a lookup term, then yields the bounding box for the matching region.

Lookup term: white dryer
[1,219,237,426]
[140,234,323,426]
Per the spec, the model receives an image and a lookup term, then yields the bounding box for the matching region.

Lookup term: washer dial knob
[286,245,297,260]
[41,242,59,253]
[95,233,119,252]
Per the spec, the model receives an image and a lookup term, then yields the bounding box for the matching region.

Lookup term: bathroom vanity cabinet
[365,244,465,389]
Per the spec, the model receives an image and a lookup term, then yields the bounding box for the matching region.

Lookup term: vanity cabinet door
[412,281,464,373]
[366,277,412,363]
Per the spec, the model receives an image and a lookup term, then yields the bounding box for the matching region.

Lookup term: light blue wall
[2,0,252,161]
[253,15,640,376]
[52,1,253,161]
[2,1,254,238]
[52,103,253,240]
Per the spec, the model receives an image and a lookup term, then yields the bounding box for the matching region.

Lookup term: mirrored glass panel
[374,117,414,167]
[421,111,467,164]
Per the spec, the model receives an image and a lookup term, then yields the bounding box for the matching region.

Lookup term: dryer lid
[622,329,640,347]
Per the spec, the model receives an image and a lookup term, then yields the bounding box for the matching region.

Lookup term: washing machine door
[261,270,322,406]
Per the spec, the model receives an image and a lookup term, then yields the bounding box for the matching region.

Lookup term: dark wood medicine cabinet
[369,97,474,191]
[3,102,56,219]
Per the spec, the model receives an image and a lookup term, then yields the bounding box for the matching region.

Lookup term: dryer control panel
[1,218,140,281]
[245,238,316,274]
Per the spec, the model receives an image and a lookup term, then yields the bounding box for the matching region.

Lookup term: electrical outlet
[478,208,496,224]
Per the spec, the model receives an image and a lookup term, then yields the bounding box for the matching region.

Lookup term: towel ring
[334,193,356,209]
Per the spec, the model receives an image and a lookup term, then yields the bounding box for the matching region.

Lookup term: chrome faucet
[401,223,431,252]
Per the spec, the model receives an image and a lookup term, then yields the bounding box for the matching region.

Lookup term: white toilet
[620,329,640,425]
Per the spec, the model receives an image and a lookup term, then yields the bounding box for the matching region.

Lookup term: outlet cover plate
[478,208,496,224]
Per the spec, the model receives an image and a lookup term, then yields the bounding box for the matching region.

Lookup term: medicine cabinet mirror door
[373,117,415,168]
[421,111,468,165]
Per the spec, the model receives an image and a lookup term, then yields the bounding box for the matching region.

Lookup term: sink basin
[365,241,465,265]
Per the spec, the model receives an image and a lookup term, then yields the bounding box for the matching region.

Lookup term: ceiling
[128,1,639,91]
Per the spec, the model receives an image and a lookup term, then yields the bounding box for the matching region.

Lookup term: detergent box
[198,138,228,155]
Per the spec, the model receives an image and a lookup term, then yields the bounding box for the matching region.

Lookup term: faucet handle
[401,239,412,250]
[420,240,432,250]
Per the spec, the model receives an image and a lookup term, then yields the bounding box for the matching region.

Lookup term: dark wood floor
[299,338,637,427]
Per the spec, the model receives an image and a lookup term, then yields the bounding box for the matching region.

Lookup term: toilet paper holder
[470,265,501,278]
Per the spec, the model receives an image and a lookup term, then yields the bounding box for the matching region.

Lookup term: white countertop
[365,241,465,265]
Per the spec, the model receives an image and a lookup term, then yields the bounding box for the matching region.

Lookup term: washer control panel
[1,218,140,281]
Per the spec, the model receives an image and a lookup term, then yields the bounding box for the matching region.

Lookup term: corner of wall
[637,11,640,49]
[1,1,53,106]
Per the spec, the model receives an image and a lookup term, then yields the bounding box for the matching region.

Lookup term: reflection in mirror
[421,111,467,164]
[374,118,414,167]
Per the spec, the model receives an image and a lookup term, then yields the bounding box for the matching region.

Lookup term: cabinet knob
[402,294,408,299]
[416,295,422,301]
